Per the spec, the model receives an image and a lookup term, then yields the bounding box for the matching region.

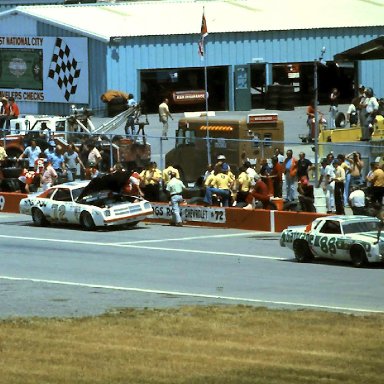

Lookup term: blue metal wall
[107,26,384,110]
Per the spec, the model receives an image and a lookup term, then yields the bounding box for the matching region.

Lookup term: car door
[312,220,346,261]
[49,188,77,224]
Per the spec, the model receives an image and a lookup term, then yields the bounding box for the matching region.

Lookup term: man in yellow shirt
[203,163,233,206]
[140,161,162,201]
[162,163,180,188]
[235,165,251,205]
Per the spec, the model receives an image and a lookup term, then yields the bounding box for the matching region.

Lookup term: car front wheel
[80,211,96,231]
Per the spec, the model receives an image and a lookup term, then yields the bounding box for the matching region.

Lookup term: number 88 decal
[320,236,337,254]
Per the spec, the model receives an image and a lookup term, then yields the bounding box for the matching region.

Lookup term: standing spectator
[44,141,56,163]
[358,85,367,128]
[366,162,384,205]
[274,147,284,164]
[87,141,102,169]
[41,160,58,191]
[348,151,364,187]
[50,145,65,177]
[125,94,137,138]
[346,97,359,126]
[283,149,297,202]
[329,88,339,128]
[296,152,314,181]
[337,154,351,206]
[270,156,283,198]
[0,97,10,134]
[244,160,257,180]
[324,157,336,214]
[158,98,173,139]
[6,96,20,131]
[166,171,186,226]
[317,158,329,204]
[64,143,85,182]
[333,159,345,215]
[259,158,273,195]
[18,140,41,170]
[361,87,379,140]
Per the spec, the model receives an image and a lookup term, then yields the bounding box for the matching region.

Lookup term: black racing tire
[32,208,48,227]
[80,211,96,231]
[1,167,23,179]
[293,239,313,263]
[350,245,367,268]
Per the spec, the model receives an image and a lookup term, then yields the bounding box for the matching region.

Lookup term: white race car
[19,172,153,230]
[280,215,384,267]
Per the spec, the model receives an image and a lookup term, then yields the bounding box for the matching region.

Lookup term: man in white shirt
[349,186,366,215]
[158,98,173,139]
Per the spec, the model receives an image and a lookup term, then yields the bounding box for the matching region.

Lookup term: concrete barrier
[0,192,28,213]
[149,203,326,232]
[0,194,326,232]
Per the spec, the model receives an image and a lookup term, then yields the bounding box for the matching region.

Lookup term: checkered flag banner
[48,38,81,101]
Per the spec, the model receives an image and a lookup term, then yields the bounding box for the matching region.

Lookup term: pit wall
[0,195,326,232]
[148,203,326,232]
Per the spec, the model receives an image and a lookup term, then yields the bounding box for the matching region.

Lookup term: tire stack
[0,158,23,192]
[278,85,295,111]
[265,84,295,111]
[265,85,280,110]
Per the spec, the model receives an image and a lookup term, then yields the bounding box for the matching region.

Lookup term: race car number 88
[320,236,337,254]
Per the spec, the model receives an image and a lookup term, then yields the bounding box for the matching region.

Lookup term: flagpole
[203,40,211,165]
[200,7,211,165]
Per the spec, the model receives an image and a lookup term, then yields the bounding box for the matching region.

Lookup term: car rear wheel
[80,212,96,231]
[32,208,48,227]
[350,246,367,268]
[293,240,313,263]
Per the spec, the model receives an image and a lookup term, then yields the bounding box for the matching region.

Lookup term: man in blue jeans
[166,171,186,226]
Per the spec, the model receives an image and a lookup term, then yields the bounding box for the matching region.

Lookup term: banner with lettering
[0,36,88,103]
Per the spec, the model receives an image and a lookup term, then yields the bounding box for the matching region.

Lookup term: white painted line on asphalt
[0,234,285,261]
[0,275,382,314]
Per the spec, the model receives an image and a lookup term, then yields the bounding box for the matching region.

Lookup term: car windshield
[72,187,85,201]
[342,221,379,234]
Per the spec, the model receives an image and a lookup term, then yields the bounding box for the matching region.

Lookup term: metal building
[0,0,383,116]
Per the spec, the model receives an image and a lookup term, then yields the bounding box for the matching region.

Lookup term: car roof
[316,215,379,224]
[53,180,90,190]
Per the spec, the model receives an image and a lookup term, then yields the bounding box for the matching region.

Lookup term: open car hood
[76,172,131,201]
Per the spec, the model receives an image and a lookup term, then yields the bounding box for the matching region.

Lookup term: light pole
[314,47,326,183]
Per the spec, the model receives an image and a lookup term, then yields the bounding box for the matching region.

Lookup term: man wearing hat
[203,162,233,207]
[166,170,186,226]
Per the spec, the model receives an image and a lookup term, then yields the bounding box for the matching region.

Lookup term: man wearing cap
[203,163,233,207]
[166,171,186,226]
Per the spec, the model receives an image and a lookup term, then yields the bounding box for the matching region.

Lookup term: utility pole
[314,47,326,182]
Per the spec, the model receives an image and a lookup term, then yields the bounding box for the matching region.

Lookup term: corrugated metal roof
[4,0,384,42]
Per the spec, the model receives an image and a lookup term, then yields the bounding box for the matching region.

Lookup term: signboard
[151,203,226,224]
[247,114,278,124]
[172,90,206,104]
[0,36,89,103]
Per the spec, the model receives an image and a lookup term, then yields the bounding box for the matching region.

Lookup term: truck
[2,105,151,170]
[165,113,284,183]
